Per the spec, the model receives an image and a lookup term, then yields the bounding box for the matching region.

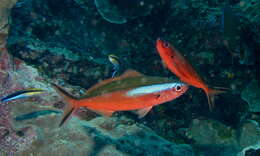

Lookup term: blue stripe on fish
[1,94,27,102]
[1,89,45,102]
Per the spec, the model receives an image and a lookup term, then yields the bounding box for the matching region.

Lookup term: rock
[0,125,37,156]
[93,0,156,24]
[237,142,260,156]
[239,120,260,149]
[0,33,8,48]
[187,118,239,155]
[0,0,17,33]
[187,118,260,155]
[187,118,238,146]
[244,148,260,156]
[0,47,57,155]
[12,108,194,156]
[242,80,260,112]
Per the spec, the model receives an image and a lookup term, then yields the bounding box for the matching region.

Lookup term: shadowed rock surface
[12,101,194,156]
[242,80,260,112]
[187,118,260,156]
[92,0,156,24]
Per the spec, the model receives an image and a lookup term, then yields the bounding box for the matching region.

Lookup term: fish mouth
[183,83,189,92]
[157,37,169,41]
[156,38,164,46]
[156,38,168,47]
[156,37,164,42]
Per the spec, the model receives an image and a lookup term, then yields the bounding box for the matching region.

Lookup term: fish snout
[156,38,164,44]
[156,38,170,49]
[157,37,167,42]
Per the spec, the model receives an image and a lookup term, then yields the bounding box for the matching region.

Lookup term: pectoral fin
[136,106,153,118]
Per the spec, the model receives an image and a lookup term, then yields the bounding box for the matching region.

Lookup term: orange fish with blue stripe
[52,69,188,126]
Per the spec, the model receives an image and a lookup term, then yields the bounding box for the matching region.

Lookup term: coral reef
[0,0,259,155]
[0,48,38,155]
[11,100,194,156]
[0,42,58,155]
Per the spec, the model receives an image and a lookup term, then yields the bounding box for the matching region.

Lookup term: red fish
[156,39,225,110]
[53,69,188,126]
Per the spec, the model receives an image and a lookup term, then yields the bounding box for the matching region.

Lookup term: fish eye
[163,42,169,48]
[175,85,182,91]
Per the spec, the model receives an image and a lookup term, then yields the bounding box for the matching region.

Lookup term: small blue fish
[1,88,45,102]
[108,54,120,78]
[14,110,61,121]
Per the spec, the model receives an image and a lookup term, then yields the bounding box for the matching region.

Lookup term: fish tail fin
[205,87,226,111]
[51,83,79,127]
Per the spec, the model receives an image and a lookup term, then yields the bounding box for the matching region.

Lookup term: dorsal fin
[86,69,143,94]
[121,69,143,77]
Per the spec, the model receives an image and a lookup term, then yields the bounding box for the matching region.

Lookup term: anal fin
[136,106,153,118]
[92,110,114,117]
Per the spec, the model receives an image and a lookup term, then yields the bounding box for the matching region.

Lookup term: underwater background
[0,0,259,155]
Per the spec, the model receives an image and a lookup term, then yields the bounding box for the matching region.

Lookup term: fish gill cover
[0,0,258,155]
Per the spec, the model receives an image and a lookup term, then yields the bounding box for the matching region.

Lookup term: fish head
[162,82,189,100]
[156,38,176,60]
[150,81,189,104]
[108,54,120,66]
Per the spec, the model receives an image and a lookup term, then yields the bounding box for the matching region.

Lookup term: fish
[108,54,120,78]
[52,69,188,126]
[156,39,226,110]
[1,88,46,102]
[14,110,61,121]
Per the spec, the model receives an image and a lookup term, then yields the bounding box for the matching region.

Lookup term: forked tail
[205,87,227,111]
[52,83,79,127]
